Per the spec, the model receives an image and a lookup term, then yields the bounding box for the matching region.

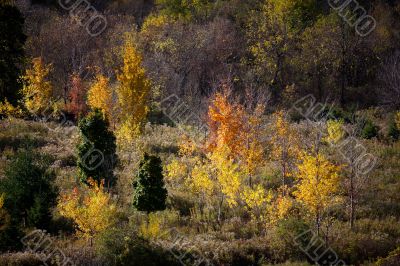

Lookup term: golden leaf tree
[116,35,151,141]
[58,179,118,244]
[21,57,54,115]
[209,145,244,209]
[87,74,113,120]
[240,103,265,187]
[294,152,342,235]
[324,119,345,145]
[270,110,300,194]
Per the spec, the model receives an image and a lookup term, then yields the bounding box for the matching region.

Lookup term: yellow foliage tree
[294,152,342,235]
[324,119,345,144]
[87,74,113,120]
[188,159,215,199]
[240,104,265,186]
[0,99,24,118]
[164,158,188,185]
[58,179,118,243]
[116,34,151,141]
[267,188,295,226]
[270,110,300,193]
[21,57,54,115]
[242,184,272,221]
[209,146,244,208]
[139,212,162,240]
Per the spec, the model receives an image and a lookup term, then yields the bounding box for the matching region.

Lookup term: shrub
[0,99,24,118]
[361,120,379,139]
[58,179,119,241]
[0,150,58,229]
[0,194,23,252]
[0,252,43,266]
[388,119,400,141]
[96,226,179,266]
[77,109,117,187]
[132,153,168,213]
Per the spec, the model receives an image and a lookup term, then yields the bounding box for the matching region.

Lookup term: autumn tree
[116,34,151,141]
[77,110,117,187]
[58,179,118,244]
[207,84,265,185]
[207,86,246,157]
[66,73,88,120]
[324,119,345,145]
[132,153,167,213]
[270,111,300,193]
[294,152,342,235]
[187,158,215,205]
[21,57,54,115]
[209,146,244,210]
[0,0,26,105]
[87,73,113,120]
[240,102,265,187]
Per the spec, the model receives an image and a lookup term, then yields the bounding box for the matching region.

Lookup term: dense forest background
[4,0,400,110]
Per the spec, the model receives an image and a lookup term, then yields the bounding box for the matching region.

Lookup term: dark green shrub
[77,109,117,187]
[0,224,23,252]
[388,120,399,141]
[361,120,379,139]
[132,153,167,213]
[0,150,58,229]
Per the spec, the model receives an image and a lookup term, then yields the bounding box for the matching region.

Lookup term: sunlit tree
[87,73,113,120]
[21,57,54,115]
[58,179,118,244]
[294,152,342,235]
[270,111,300,193]
[116,34,151,141]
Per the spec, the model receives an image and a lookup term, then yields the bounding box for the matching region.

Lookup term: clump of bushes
[0,149,58,252]
[96,226,179,266]
[388,118,400,141]
[361,119,379,139]
[0,252,43,266]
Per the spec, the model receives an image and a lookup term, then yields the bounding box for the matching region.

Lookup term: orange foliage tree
[66,73,88,120]
[207,84,266,187]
